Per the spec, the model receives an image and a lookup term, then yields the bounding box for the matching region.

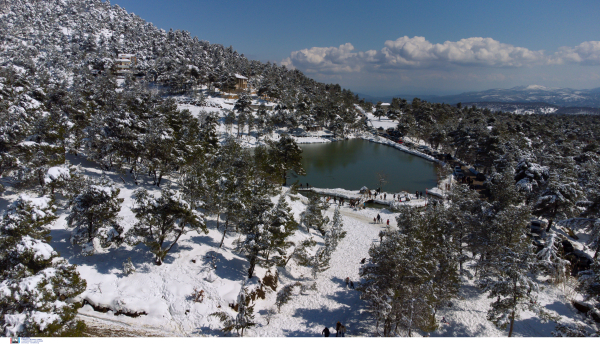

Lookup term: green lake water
[289,139,438,194]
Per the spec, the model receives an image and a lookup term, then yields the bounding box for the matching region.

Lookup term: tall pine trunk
[219,218,228,248]
[508,310,515,337]
[248,254,257,278]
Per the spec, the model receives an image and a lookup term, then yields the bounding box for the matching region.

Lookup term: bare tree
[375,171,389,191]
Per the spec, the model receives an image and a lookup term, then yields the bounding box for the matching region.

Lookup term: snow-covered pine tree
[215,138,253,248]
[129,188,206,265]
[122,257,136,275]
[394,202,460,316]
[235,287,256,337]
[211,285,256,337]
[300,194,329,235]
[66,175,123,254]
[268,135,305,186]
[234,92,252,136]
[359,230,437,336]
[262,195,298,268]
[0,195,86,337]
[552,322,596,337]
[478,245,556,336]
[237,193,273,278]
[533,170,583,233]
[328,205,346,250]
[537,232,571,283]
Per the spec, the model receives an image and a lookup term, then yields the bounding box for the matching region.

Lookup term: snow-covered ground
[30,153,588,337]
[2,93,594,337]
[45,165,589,337]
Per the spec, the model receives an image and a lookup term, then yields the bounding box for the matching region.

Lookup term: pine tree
[237,194,273,278]
[234,287,256,337]
[262,195,298,268]
[537,232,570,283]
[478,247,556,337]
[0,195,86,337]
[300,194,329,234]
[211,285,256,337]
[66,175,124,254]
[268,135,305,185]
[129,188,206,265]
[328,205,346,250]
[533,170,583,233]
[359,230,437,336]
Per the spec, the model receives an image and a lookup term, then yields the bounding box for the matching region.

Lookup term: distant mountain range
[358,86,600,115]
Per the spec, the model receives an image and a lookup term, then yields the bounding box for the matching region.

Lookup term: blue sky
[111,0,600,96]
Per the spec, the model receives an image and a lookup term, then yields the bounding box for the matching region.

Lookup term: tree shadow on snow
[431,322,490,337]
[458,284,485,300]
[50,228,164,274]
[207,251,248,281]
[291,306,373,337]
[287,277,373,336]
[275,266,313,283]
[185,234,219,248]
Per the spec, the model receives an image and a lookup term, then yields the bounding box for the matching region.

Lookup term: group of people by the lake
[373,213,390,226]
[299,183,310,189]
[326,196,345,206]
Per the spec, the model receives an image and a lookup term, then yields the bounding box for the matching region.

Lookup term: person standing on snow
[322,327,330,337]
[336,322,342,337]
[345,277,350,287]
[386,219,389,226]
[340,325,346,337]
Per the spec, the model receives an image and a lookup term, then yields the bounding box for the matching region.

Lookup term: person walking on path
[336,322,342,337]
[376,214,381,224]
[322,327,330,337]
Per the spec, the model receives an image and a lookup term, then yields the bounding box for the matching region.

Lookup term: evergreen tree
[328,205,346,250]
[537,232,570,283]
[359,230,437,336]
[262,195,298,268]
[268,136,305,185]
[211,284,256,337]
[533,170,583,232]
[237,194,273,278]
[234,286,256,337]
[129,188,206,265]
[0,195,86,337]
[478,247,556,337]
[300,194,329,234]
[66,175,124,254]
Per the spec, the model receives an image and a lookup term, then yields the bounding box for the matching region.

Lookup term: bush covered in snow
[0,195,86,337]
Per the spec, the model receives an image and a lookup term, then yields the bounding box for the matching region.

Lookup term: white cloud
[381,36,546,68]
[281,43,372,73]
[283,36,550,73]
[283,37,600,75]
[553,41,600,65]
